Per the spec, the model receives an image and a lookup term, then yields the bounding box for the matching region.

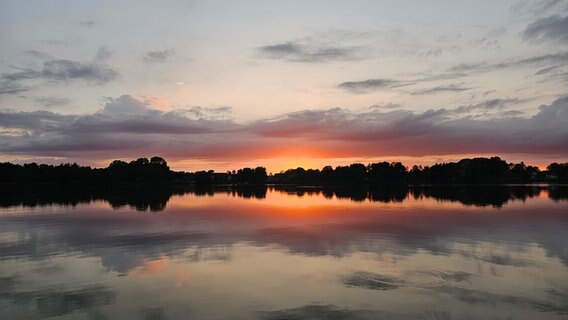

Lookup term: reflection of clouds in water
[0,243,566,319]
[140,307,165,320]
[1,203,567,275]
[430,286,568,315]
[259,304,383,320]
[338,269,568,316]
[342,271,402,290]
[0,284,115,318]
[0,190,566,319]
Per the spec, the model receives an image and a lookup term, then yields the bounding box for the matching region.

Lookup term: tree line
[0,156,267,184]
[270,157,567,184]
[2,184,566,211]
[0,156,566,184]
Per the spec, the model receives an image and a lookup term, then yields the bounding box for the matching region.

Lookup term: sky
[0,0,567,172]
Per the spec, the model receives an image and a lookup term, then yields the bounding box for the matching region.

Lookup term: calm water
[1,185,567,320]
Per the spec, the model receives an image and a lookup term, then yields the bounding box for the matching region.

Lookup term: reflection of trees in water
[0,184,191,212]
[0,184,566,211]
[548,186,568,201]
[270,185,564,207]
[409,185,544,208]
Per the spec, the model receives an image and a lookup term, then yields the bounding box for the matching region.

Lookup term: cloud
[2,59,118,85]
[451,98,519,115]
[0,80,29,95]
[535,65,563,75]
[24,50,53,60]
[338,73,469,94]
[511,0,568,16]
[177,106,232,120]
[72,95,234,134]
[245,97,568,157]
[34,96,71,107]
[523,15,568,45]
[410,84,471,95]
[0,95,238,158]
[258,42,362,62]
[338,79,407,93]
[449,52,568,73]
[78,19,98,28]
[143,50,176,63]
[0,95,566,161]
[94,47,112,62]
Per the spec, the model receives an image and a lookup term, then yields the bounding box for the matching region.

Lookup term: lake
[1,185,567,319]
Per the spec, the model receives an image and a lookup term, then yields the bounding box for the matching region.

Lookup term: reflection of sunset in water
[164,186,557,219]
[0,186,566,319]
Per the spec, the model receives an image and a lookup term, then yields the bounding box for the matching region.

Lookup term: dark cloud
[143,50,176,63]
[535,65,563,75]
[511,0,568,16]
[258,42,362,63]
[0,95,238,159]
[523,15,568,44]
[245,97,568,157]
[78,19,98,28]
[0,95,566,161]
[338,79,407,93]
[34,96,71,107]
[410,84,471,95]
[449,52,568,73]
[338,73,469,94]
[2,59,118,85]
[451,98,519,114]
[0,80,29,95]
[0,110,76,133]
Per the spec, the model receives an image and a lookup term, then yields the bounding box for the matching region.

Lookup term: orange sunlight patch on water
[129,257,169,276]
[165,187,482,220]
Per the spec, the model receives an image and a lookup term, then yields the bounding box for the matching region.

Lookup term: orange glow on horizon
[4,153,559,174]
[166,153,557,174]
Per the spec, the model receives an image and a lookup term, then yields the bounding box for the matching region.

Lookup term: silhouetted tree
[547,163,568,180]
[0,156,565,185]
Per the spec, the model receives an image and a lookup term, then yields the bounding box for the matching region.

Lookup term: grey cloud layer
[511,0,568,16]
[338,77,470,95]
[2,60,117,84]
[410,84,471,95]
[523,15,568,44]
[258,42,362,62]
[338,79,409,93]
[0,95,566,160]
[143,49,176,63]
[0,81,29,96]
[449,52,568,73]
[34,96,71,107]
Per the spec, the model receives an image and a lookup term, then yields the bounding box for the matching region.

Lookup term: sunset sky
[1,0,567,172]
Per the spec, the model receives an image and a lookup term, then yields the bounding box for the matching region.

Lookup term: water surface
[1,185,567,319]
